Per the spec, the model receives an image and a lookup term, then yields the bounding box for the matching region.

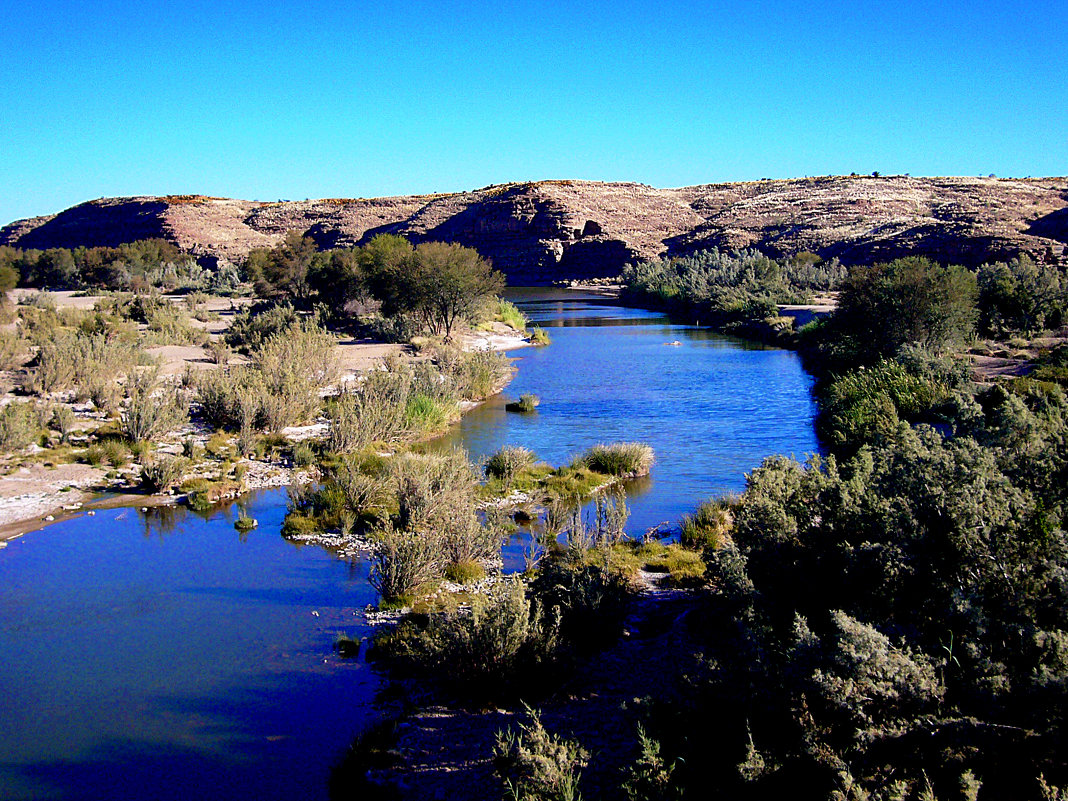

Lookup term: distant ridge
[4,176,1066,283]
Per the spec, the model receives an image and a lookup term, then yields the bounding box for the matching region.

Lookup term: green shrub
[50,405,76,444]
[368,522,445,604]
[495,299,528,331]
[0,329,27,370]
[380,580,560,698]
[531,557,631,653]
[0,402,38,451]
[142,303,207,346]
[485,445,537,482]
[819,359,948,449]
[254,326,337,430]
[494,706,588,801]
[529,326,551,346]
[621,726,680,801]
[436,345,513,400]
[83,444,107,465]
[326,371,410,452]
[680,497,734,548]
[195,367,264,431]
[140,455,187,493]
[580,442,655,476]
[29,329,141,397]
[206,340,230,366]
[225,302,299,352]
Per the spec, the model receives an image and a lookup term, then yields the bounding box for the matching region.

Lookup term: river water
[0,291,818,800]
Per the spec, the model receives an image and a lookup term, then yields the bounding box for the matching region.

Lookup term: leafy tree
[245,231,319,304]
[830,257,978,364]
[386,241,503,339]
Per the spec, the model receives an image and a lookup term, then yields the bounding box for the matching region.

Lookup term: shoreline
[0,327,532,545]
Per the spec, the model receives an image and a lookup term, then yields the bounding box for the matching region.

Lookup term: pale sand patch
[0,462,107,539]
[144,344,218,377]
[336,339,407,376]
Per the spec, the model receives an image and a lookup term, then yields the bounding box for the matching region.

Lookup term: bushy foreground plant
[140,455,186,493]
[485,445,537,482]
[494,706,588,801]
[378,580,560,698]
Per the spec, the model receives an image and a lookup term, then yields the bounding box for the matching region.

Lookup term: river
[0,290,819,800]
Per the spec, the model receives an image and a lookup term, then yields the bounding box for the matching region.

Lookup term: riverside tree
[389,241,504,340]
[830,256,979,364]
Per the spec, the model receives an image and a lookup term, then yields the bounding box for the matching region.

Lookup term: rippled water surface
[0,291,818,800]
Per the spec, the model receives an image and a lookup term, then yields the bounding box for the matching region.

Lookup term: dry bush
[28,329,142,398]
[327,369,412,451]
[120,368,189,442]
[0,329,27,371]
[369,520,446,603]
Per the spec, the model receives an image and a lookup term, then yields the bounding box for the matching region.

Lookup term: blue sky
[2,0,1065,225]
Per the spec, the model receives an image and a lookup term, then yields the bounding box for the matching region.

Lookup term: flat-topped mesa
[4,176,1067,283]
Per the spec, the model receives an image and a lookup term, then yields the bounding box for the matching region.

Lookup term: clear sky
[2,0,1065,226]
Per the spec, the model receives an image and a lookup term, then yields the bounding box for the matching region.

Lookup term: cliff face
[3,177,1066,283]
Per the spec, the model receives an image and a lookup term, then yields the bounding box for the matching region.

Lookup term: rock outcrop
[4,176,1066,283]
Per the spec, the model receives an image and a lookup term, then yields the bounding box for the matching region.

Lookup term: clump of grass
[83,444,107,466]
[529,326,551,346]
[505,393,540,413]
[205,431,231,458]
[403,392,456,435]
[495,300,528,332]
[485,445,537,483]
[680,497,735,549]
[290,441,316,467]
[102,438,131,467]
[580,442,654,477]
[444,559,486,584]
[234,511,257,531]
[637,542,707,588]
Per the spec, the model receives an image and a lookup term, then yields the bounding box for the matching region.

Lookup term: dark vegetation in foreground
[603,252,1068,800]
[334,250,1068,801]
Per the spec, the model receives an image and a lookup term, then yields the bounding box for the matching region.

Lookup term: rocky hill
[4,176,1066,283]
